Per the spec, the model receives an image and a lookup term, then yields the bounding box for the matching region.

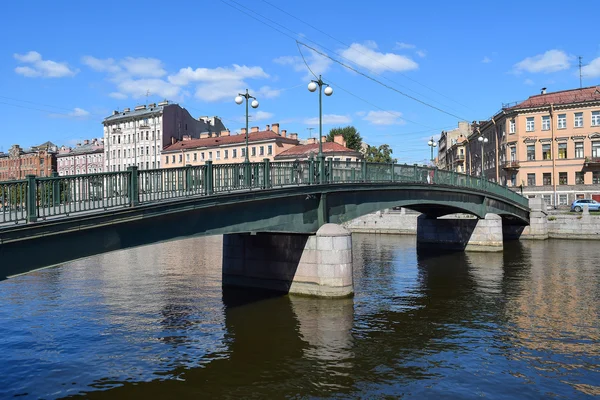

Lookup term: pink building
[57,139,104,176]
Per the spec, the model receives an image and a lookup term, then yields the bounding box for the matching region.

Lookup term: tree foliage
[365,144,396,163]
[326,126,362,152]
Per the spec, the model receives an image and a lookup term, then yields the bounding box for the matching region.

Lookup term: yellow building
[466,86,600,207]
[161,123,299,167]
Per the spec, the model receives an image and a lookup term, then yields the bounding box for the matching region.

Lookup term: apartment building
[438,121,471,172]
[467,86,600,206]
[162,123,299,167]
[274,135,363,162]
[0,142,58,180]
[102,101,226,172]
[56,139,104,176]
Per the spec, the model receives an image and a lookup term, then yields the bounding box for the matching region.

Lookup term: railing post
[51,171,60,206]
[206,160,214,195]
[413,164,418,182]
[185,164,192,193]
[351,167,356,182]
[263,158,271,189]
[26,174,38,223]
[318,155,325,184]
[244,161,251,188]
[362,159,367,182]
[233,163,240,189]
[127,166,139,206]
[327,159,333,184]
[390,162,395,182]
[309,157,315,185]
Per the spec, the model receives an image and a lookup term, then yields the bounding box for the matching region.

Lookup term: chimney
[321,135,326,143]
[265,124,270,131]
[182,135,192,141]
[83,139,90,145]
[112,110,118,115]
[272,123,280,135]
[281,129,287,138]
[221,129,230,137]
[290,133,298,140]
[241,128,247,135]
[307,137,316,144]
[333,134,346,147]
[541,87,547,94]
[171,137,176,145]
[123,108,131,113]
[200,132,209,139]
[251,126,259,133]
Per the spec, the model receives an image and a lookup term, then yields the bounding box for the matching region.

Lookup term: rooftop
[103,104,167,122]
[163,130,298,152]
[57,140,103,157]
[275,142,361,159]
[509,85,600,110]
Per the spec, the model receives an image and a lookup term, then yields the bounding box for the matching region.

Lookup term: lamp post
[478,135,489,177]
[427,137,437,165]
[235,89,259,186]
[308,75,333,184]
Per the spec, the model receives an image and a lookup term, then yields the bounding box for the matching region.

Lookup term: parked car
[570,199,600,212]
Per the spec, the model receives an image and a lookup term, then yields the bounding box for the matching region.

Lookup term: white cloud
[395,42,416,49]
[273,48,333,79]
[304,114,351,125]
[109,92,128,100]
[81,56,120,73]
[524,78,535,86]
[363,110,405,125]
[14,51,77,78]
[168,64,268,86]
[195,80,244,102]
[117,78,182,100]
[416,50,427,58]
[256,86,281,99]
[340,41,418,73]
[482,56,492,63]
[252,111,274,121]
[50,107,90,119]
[513,50,572,74]
[582,56,600,78]
[121,57,166,78]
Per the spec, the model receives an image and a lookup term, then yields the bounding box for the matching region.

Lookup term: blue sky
[1,0,599,164]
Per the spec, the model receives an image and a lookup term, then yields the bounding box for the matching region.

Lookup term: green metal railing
[0,160,528,225]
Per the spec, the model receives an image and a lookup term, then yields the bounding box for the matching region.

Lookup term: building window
[251,147,256,157]
[559,172,567,185]
[201,152,205,160]
[558,142,567,159]
[179,154,183,163]
[527,145,535,160]
[542,115,550,131]
[526,117,535,132]
[559,194,568,205]
[224,150,228,159]
[216,150,221,160]
[509,119,515,134]
[268,145,273,155]
[510,147,516,161]
[193,153,197,161]
[165,157,169,165]
[543,173,552,185]
[593,142,600,158]
[542,143,551,160]
[575,142,584,158]
[542,194,552,206]
[172,155,175,163]
[592,111,600,127]
[233,149,237,158]
[527,173,536,186]
[576,172,585,184]
[209,152,213,159]
[241,148,246,157]
[593,171,600,184]
[186,154,190,162]
[557,114,566,129]
[574,112,583,128]
[259,146,264,156]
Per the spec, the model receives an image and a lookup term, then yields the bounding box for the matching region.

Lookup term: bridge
[0,159,530,296]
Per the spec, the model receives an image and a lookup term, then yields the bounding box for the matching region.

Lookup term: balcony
[455,154,465,163]
[502,161,520,170]
[584,157,600,168]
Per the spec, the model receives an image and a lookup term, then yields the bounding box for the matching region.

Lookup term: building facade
[0,142,58,180]
[162,123,300,167]
[274,135,363,162]
[467,86,600,206]
[102,101,226,172]
[438,121,471,172]
[56,139,104,176]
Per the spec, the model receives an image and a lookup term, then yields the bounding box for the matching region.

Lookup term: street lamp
[478,136,489,177]
[235,89,259,163]
[427,137,437,164]
[308,75,333,183]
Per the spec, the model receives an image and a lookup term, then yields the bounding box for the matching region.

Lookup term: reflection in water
[0,235,598,398]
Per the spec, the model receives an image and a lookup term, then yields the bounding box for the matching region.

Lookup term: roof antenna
[578,56,583,88]
[306,127,315,138]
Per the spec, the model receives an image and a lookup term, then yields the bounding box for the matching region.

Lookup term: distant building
[0,142,57,180]
[162,123,299,167]
[438,121,471,171]
[56,139,104,176]
[274,135,363,162]
[468,85,600,206]
[102,101,226,172]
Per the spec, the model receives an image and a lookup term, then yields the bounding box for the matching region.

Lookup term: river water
[0,234,598,399]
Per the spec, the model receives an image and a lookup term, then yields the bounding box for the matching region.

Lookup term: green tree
[326,126,362,152]
[365,144,396,163]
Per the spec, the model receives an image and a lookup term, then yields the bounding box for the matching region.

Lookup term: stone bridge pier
[222,224,353,298]
[416,213,504,252]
